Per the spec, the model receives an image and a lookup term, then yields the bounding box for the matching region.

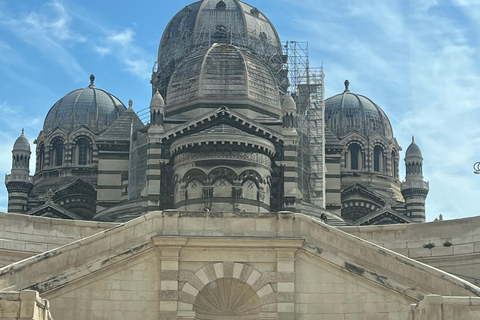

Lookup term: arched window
[52,140,63,167]
[349,144,362,170]
[374,146,384,173]
[76,139,90,165]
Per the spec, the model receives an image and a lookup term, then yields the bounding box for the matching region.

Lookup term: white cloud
[279,0,480,220]
[0,0,85,79]
[93,28,153,80]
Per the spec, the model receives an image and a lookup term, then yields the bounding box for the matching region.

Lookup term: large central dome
[158,0,281,69]
[165,44,281,120]
[152,0,285,101]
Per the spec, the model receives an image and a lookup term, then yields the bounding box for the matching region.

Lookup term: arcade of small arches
[174,167,271,212]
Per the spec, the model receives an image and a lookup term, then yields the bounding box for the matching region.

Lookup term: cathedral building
[3,2,480,320]
[5,0,428,226]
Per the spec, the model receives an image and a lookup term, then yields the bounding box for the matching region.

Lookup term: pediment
[28,202,83,220]
[53,178,96,199]
[354,208,414,226]
[342,183,386,206]
[162,106,284,147]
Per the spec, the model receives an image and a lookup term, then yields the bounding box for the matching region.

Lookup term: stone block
[408,248,432,258]
[182,283,199,297]
[257,284,274,298]
[109,290,132,301]
[430,246,453,256]
[278,303,295,313]
[24,242,48,253]
[161,281,178,291]
[3,239,26,251]
[159,301,177,311]
[278,282,295,292]
[454,243,474,255]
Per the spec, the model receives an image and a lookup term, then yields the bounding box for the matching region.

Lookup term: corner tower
[5,129,33,213]
[401,137,429,222]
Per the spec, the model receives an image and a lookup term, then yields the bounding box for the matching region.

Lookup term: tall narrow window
[77,139,89,165]
[53,140,63,166]
[391,150,397,177]
[374,146,383,172]
[349,144,361,170]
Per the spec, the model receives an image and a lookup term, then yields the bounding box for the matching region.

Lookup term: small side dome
[282,95,296,113]
[43,75,127,134]
[325,81,394,140]
[13,129,30,152]
[405,136,423,160]
[150,89,165,109]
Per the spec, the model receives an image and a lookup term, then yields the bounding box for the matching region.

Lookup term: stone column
[275,248,296,320]
[155,237,188,320]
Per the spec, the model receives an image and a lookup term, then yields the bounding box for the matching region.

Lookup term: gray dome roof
[325,87,393,140]
[157,0,281,72]
[43,75,127,134]
[153,0,286,100]
[166,44,280,111]
[13,132,30,152]
[405,137,423,160]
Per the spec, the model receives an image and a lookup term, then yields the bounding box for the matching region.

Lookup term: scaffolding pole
[284,41,325,208]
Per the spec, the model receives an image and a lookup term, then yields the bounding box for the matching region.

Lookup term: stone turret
[5,129,33,213]
[281,94,297,129]
[401,136,429,222]
[149,89,165,129]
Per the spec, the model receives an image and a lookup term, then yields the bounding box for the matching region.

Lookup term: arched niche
[179,262,276,320]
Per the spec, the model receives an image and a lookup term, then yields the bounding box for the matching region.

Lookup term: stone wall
[0,212,118,267]
[409,295,480,320]
[339,216,480,284]
[0,290,53,320]
[1,211,479,319]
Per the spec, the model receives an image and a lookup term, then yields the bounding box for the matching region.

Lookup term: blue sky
[0,0,479,221]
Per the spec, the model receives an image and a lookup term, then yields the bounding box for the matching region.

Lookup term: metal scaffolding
[284,41,325,208]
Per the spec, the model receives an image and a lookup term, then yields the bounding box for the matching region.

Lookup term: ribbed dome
[157,0,281,72]
[13,132,30,152]
[43,75,127,134]
[325,86,393,140]
[166,44,280,112]
[405,137,423,160]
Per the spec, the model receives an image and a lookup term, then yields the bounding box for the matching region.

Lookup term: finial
[128,99,133,109]
[412,135,415,143]
[344,79,350,92]
[89,74,95,86]
[21,128,24,135]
